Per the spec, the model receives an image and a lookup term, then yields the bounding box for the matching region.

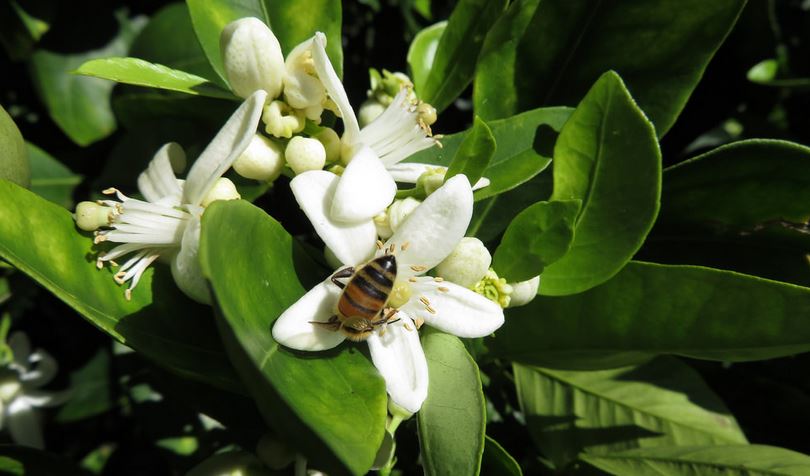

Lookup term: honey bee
[312,253,399,341]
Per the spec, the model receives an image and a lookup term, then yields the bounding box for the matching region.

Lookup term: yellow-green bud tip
[74,201,113,231]
[473,269,513,308]
[201,178,241,207]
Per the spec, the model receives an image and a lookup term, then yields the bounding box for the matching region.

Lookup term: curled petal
[385,175,473,277]
[403,278,504,338]
[367,314,428,413]
[272,279,346,351]
[183,90,267,206]
[171,214,211,304]
[20,351,58,388]
[331,146,396,223]
[386,163,490,190]
[310,32,360,142]
[7,398,43,449]
[290,171,376,267]
[137,143,185,203]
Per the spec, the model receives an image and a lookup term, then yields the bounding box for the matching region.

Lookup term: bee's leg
[309,315,341,332]
[330,267,355,288]
[372,308,399,326]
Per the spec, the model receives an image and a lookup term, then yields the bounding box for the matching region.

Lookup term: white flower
[220,18,285,100]
[273,175,504,412]
[74,91,267,303]
[0,332,68,449]
[435,237,492,288]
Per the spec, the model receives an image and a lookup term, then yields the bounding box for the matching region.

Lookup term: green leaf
[186,0,343,84]
[408,107,572,201]
[199,200,386,476]
[418,0,507,112]
[473,0,745,136]
[407,21,446,94]
[0,105,30,188]
[130,3,222,85]
[493,199,580,282]
[578,445,810,475]
[540,72,661,296]
[660,139,810,228]
[75,57,234,99]
[0,180,240,390]
[491,261,810,369]
[481,436,522,476]
[445,116,495,187]
[27,143,81,209]
[28,11,146,146]
[747,59,810,89]
[57,349,112,423]
[418,331,486,476]
[514,357,746,469]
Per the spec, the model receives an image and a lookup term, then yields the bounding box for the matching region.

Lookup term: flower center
[388,280,412,309]
[473,269,513,308]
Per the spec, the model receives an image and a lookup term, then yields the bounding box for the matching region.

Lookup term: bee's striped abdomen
[337,255,397,320]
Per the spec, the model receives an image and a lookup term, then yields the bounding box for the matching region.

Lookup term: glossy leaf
[0,180,240,390]
[514,357,746,468]
[418,331,486,476]
[407,21,446,94]
[408,107,572,200]
[418,0,507,112]
[56,350,112,423]
[493,199,580,282]
[473,0,745,136]
[75,57,234,99]
[540,72,661,296]
[481,436,522,476]
[28,11,146,146]
[0,105,29,188]
[445,116,495,187]
[27,143,80,209]
[187,0,343,84]
[491,261,810,369]
[579,445,810,475]
[199,200,386,476]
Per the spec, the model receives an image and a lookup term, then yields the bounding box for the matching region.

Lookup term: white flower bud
[262,101,306,138]
[387,197,421,232]
[74,201,113,231]
[220,18,285,100]
[285,136,326,175]
[358,99,386,127]
[373,211,393,239]
[314,128,341,163]
[283,38,326,120]
[201,177,240,207]
[507,276,540,308]
[436,237,492,288]
[233,134,285,182]
[416,167,447,196]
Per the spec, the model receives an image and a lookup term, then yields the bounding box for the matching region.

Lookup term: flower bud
[255,433,295,470]
[262,100,306,139]
[508,276,540,308]
[233,134,285,182]
[74,201,113,231]
[369,69,414,105]
[285,136,326,175]
[220,18,285,100]
[314,127,341,163]
[373,211,393,239]
[358,99,386,128]
[387,197,421,232]
[416,167,447,196]
[473,269,513,308]
[284,38,326,121]
[436,237,492,288]
[201,177,240,207]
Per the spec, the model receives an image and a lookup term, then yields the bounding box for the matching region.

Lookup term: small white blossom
[435,237,492,288]
[286,136,326,175]
[507,276,540,307]
[220,18,285,100]
[233,134,285,182]
[262,100,305,139]
[74,91,267,303]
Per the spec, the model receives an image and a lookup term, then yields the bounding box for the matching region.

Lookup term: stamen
[410,265,427,272]
[387,243,395,255]
[401,241,410,251]
[415,316,425,329]
[426,305,436,315]
[409,277,417,282]
[403,323,413,331]
[433,277,444,282]
[376,240,384,250]
[125,289,132,301]
[419,296,430,306]
[438,286,449,293]
[102,187,118,195]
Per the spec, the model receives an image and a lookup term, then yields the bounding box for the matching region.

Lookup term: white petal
[170,214,211,304]
[403,279,504,338]
[508,276,540,308]
[367,314,428,413]
[7,398,43,449]
[385,175,473,277]
[20,351,57,388]
[330,146,396,223]
[386,163,490,190]
[290,171,376,267]
[137,143,184,202]
[310,32,360,143]
[19,389,70,407]
[271,279,346,351]
[183,90,267,206]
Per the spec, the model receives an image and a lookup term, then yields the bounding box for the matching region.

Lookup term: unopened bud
[285,136,326,175]
[201,178,240,207]
[358,99,386,128]
[220,18,285,100]
[416,167,447,196]
[74,201,113,231]
[233,134,285,182]
[387,197,421,232]
[436,237,491,288]
[262,100,305,139]
[507,276,540,307]
[314,128,341,163]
